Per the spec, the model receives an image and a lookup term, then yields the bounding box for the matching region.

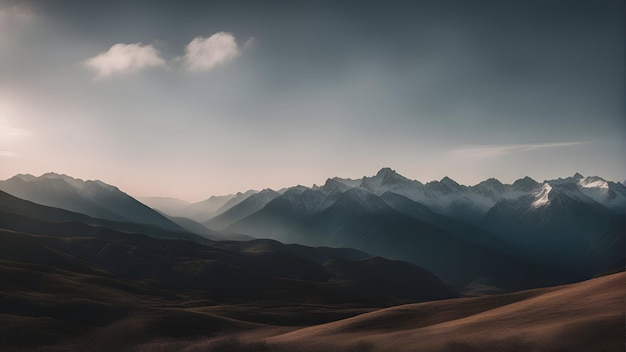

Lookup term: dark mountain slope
[380,191,518,254]
[283,189,553,290]
[0,190,210,242]
[482,191,624,280]
[0,226,457,305]
[0,173,183,231]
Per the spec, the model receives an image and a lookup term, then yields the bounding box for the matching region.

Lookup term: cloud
[184,32,240,71]
[84,43,166,79]
[450,141,589,159]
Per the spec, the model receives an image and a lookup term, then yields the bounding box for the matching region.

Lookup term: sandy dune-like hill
[264,272,625,352]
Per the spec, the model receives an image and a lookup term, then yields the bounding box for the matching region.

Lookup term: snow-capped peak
[578,176,609,190]
[531,183,552,208]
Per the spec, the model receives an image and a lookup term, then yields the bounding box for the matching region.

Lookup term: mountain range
[2,169,624,290]
[147,168,623,289]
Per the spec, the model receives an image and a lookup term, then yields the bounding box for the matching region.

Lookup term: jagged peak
[37,172,86,188]
[516,176,537,182]
[370,167,412,187]
[328,176,361,188]
[573,172,584,180]
[476,178,503,187]
[233,190,257,197]
[259,188,278,194]
[531,183,552,208]
[376,167,398,177]
[41,171,69,179]
[440,176,460,187]
[578,175,609,189]
[324,178,341,186]
[11,173,36,182]
[513,176,540,191]
[286,185,308,193]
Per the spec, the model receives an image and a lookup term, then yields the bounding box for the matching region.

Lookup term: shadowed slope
[0,190,211,242]
[0,173,183,231]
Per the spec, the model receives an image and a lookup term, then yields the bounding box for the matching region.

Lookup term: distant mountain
[227,184,344,239]
[0,173,183,231]
[204,189,281,230]
[183,190,256,222]
[482,177,625,279]
[141,191,262,224]
[220,168,624,288]
[379,191,517,254]
[229,187,551,290]
[0,190,209,243]
[138,196,190,217]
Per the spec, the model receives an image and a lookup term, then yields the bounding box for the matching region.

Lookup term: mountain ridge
[0,172,184,232]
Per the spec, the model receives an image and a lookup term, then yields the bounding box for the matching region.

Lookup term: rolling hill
[265,271,625,352]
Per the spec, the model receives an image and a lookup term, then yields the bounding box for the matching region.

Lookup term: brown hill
[266,272,625,352]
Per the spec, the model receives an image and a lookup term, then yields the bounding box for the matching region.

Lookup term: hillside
[265,272,625,352]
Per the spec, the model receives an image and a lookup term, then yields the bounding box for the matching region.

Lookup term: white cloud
[450,142,589,159]
[184,32,240,71]
[84,43,166,79]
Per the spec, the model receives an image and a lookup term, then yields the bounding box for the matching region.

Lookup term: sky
[0,0,624,201]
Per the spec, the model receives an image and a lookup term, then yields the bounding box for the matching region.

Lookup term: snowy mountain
[5,169,622,289]
[245,186,551,289]
[219,168,624,286]
[0,173,184,231]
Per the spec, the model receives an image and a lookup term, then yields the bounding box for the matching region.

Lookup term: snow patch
[578,177,609,190]
[532,183,552,208]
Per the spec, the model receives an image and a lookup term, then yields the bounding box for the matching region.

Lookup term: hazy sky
[1,0,624,201]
